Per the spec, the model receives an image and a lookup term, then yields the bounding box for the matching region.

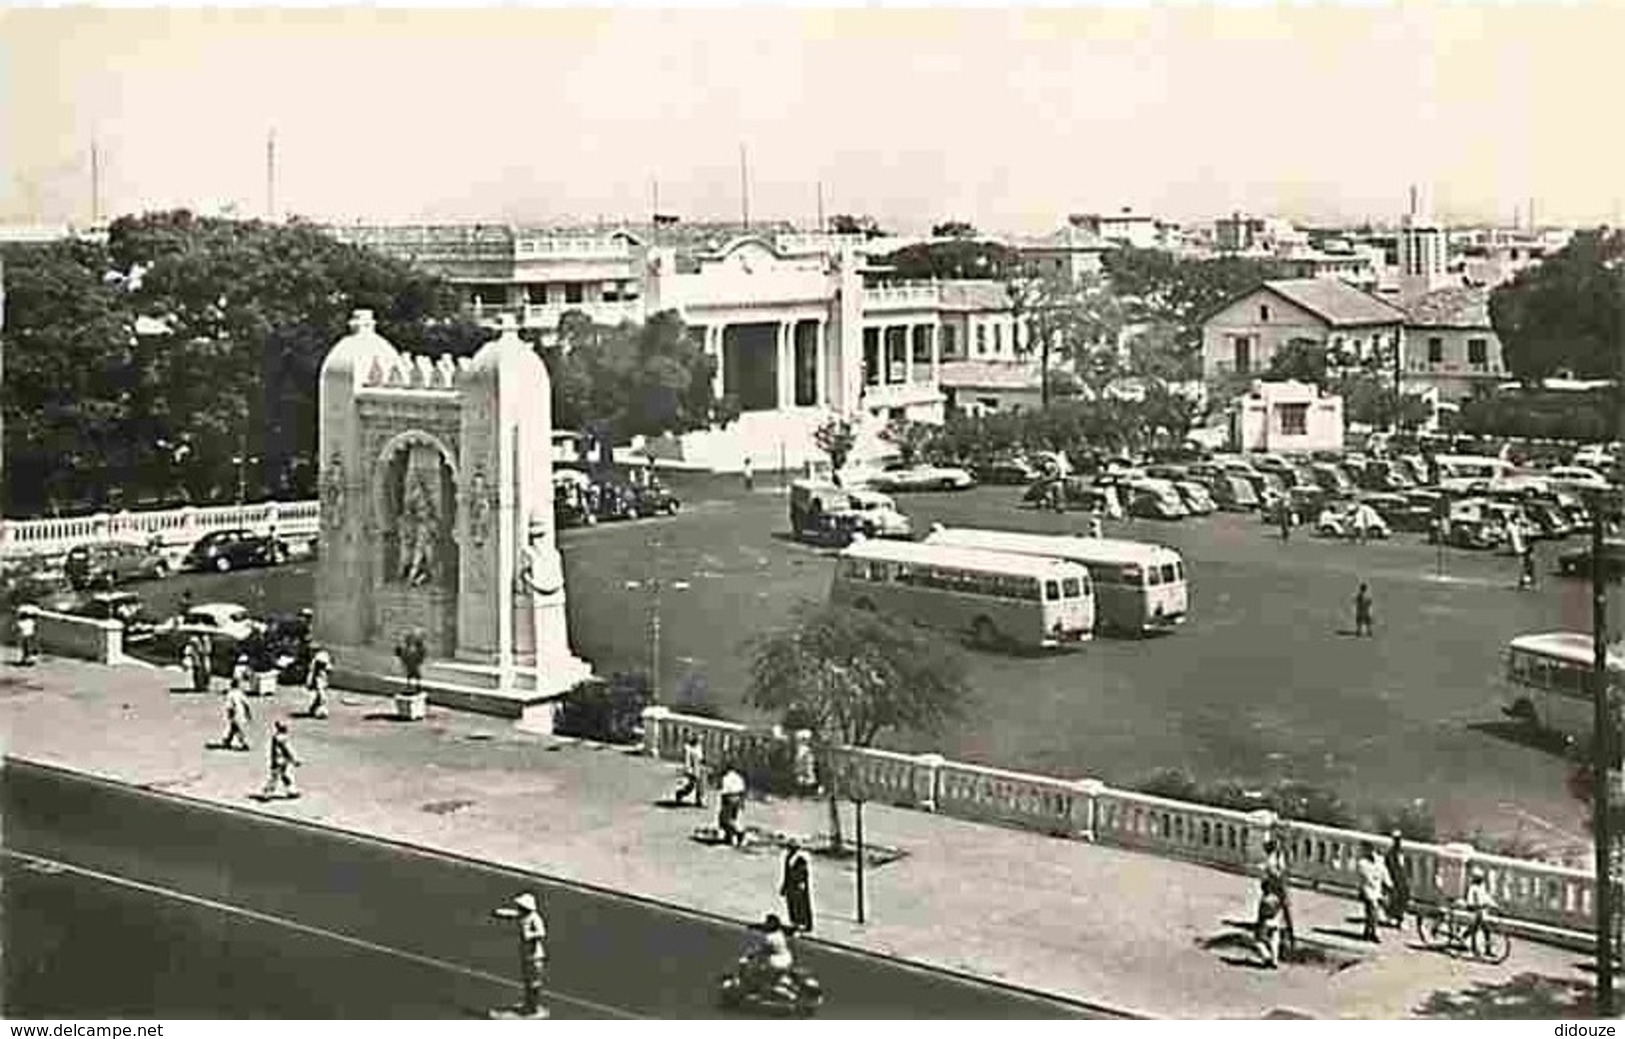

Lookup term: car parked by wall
[182,529,287,573]
[65,539,171,589]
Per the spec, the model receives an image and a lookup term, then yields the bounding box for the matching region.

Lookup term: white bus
[924,527,1188,636]
[1503,631,1625,745]
[830,538,1095,650]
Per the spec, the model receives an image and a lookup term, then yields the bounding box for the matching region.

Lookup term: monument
[316,309,591,729]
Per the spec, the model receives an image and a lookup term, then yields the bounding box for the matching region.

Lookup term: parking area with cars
[4,444,1618,860]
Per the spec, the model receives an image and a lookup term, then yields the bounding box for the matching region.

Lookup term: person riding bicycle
[1460,866,1497,947]
[740,914,796,997]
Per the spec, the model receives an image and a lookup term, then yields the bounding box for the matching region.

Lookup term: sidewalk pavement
[0,655,1600,1019]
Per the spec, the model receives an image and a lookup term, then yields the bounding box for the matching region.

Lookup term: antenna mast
[739,144,750,231]
[266,129,277,221]
[91,141,101,223]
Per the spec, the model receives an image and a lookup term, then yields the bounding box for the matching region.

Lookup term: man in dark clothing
[1384,832,1412,926]
[780,839,814,934]
[1354,582,1374,637]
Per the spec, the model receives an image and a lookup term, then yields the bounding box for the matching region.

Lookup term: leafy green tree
[813,417,857,483]
[550,310,723,450]
[1264,338,1331,385]
[880,240,1015,281]
[931,220,978,239]
[878,417,937,466]
[1010,270,1124,408]
[827,214,886,239]
[1490,228,1625,385]
[747,601,971,849]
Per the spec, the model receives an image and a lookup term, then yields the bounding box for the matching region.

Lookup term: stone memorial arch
[317,310,590,721]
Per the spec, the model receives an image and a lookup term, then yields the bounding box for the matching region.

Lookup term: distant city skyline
[5,6,1622,234]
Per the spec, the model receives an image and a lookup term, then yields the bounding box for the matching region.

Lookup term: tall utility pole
[90,141,101,223]
[1591,496,1618,1017]
[739,144,750,232]
[266,129,277,221]
[816,181,825,234]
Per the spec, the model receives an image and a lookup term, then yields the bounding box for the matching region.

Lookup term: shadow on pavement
[1413,972,1596,1019]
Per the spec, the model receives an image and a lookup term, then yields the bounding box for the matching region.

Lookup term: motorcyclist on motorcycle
[739,914,796,998]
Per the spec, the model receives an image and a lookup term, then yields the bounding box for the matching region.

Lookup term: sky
[3,4,1623,235]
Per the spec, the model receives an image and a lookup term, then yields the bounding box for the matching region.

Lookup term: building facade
[1230,380,1345,454]
[1397,286,1507,400]
[1201,279,1406,381]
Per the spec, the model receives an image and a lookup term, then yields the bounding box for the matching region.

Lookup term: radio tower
[266,129,277,221]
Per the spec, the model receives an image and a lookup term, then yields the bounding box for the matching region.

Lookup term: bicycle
[1414,900,1512,963]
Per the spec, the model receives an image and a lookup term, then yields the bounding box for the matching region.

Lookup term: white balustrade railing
[637,706,1609,939]
[0,500,322,559]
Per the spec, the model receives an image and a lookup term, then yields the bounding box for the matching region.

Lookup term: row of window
[840,558,1084,602]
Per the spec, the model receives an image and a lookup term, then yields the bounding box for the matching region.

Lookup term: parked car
[1315,502,1391,540]
[182,529,287,573]
[625,474,681,517]
[1249,454,1293,475]
[863,463,976,492]
[65,539,171,589]
[1021,477,1121,515]
[1357,492,1433,534]
[1144,464,1190,483]
[1309,462,1356,497]
[154,601,266,673]
[974,456,1042,485]
[1125,479,1189,520]
[1172,480,1216,516]
[63,590,161,641]
[1557,540,1625,581]
[789,480,911,546]
[553,469,596,528]
[1209,474,1260,511]
[1521,500,1573,540]
[1545,465,1610,495]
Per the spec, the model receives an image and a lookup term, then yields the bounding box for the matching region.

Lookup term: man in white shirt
[718,767,747,846]
[1356,843,1391,942]
[493,892,548,1017]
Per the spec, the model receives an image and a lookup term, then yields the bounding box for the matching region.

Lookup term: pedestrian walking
[674,733,706,807]
[15,608,38,666]
[261,720,301,799]
[1519,541,1537,591]
[1255,889,1285,969]
[1353,582,1375,637]
[181,636,208,692]
[742,456,755,493]
[780,838,814,933]
[718,766,747,846]
[1384,832,1412,926]
[230,652,253,695]
[1255,838,1296,953]
[1087,511,1104,538]
[1050,478,1066,514]
[492,892,548,1018]
[1279,500,1293,542]
[220,682,252,751]
[305,645,333,719]
[1356,843,1392,942]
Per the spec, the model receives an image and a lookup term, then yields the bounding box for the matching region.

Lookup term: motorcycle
[716,962,824,1017]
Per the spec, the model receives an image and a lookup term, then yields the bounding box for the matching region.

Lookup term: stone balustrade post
[1247,808,1279,864]
[915,753,945,812]
[1073,778,1107,841]
[92,513,110,542]
[181,507,199,546]
[640,705,671,759]
[1437,841,1476,901]
[0,520,10,555]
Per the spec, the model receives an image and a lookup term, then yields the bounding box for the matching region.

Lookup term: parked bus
[923,526,1188,636]
[830,538,1094,650]
[1503,631,1625,746]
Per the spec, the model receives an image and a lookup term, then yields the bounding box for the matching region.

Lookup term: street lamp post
[647,536,662,703]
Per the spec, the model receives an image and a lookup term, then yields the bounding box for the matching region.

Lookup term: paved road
[125,475,1607,853]
[1,759,1098,1019]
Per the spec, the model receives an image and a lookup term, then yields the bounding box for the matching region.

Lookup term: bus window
[1121,565,1143,585]
[1045,579,1061,601]
[1062,577,1082,599]
[1160,563,1177,584]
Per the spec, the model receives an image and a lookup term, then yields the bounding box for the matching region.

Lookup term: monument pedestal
[327,642,592,733]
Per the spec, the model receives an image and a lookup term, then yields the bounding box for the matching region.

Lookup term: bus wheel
[970,617,998,649]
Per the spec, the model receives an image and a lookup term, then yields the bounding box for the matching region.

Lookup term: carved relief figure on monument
[397,444,443,586]
[467,465,493,547]
[321,454,346,528]
[517,522,564,598]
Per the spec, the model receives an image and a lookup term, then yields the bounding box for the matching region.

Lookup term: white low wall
[640,706,1617,942]
[0,501,320,559]
[17,606,125,665]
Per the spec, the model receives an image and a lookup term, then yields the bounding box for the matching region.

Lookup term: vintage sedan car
[1545,466,1610,495]
[864,463,976,492]
[1172,480,1216,516]
[182,529,287,573]
[974,456,1042,485]
[153,601,266,672]
[65,539,171,589]
[1021,477,1121,515]
[1358,492,1434,534]
[1315,502,1391,540]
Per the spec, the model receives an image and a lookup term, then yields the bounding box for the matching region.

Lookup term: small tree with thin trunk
[813,417,857,485]
[747,601,971,851]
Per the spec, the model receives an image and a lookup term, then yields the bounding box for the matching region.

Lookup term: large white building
[332,223,1024,470]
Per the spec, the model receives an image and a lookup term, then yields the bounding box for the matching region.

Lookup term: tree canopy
[747,601,970,749]
[879,239,1016,281]
[1490,228,1625,385]
[3,212,488,514]
[826,214,887,239]
[549,309,727,449]
[930,220,978,239]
